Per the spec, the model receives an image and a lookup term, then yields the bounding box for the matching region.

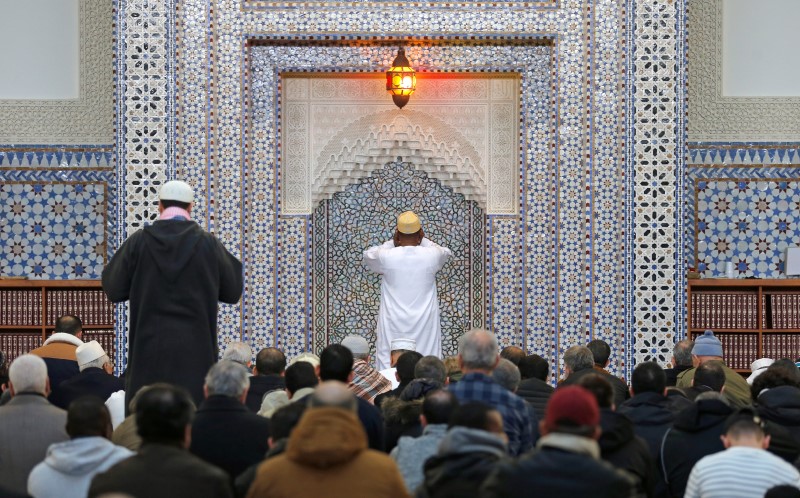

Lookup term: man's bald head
[308,381,357,412]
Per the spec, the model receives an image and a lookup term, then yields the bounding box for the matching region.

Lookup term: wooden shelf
[688,278,800,370]
[0,280,115,363]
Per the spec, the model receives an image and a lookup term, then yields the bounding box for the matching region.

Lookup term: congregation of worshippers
[2,318,800,498]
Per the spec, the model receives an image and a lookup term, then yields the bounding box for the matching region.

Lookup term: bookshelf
[0,280,115,363]
[687,279,800,373]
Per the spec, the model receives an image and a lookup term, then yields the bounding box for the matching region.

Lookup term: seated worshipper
[492,358,540,442]
[375,350,423,408]
[111,384,156,452]
[414,355,448,385]
[663,338,693,387]
[500,346,526,366]
[245,381,410,498]
[660,361,734,498]
[50,340,124,410]
[342,334,392,403]
[88,384,232,498]
[283,360,319,403]
[684,410,800,498]
[234,402,307,498]
[246,347,286,412]
[449,329,534,456]
[190,361,271,480]
[222,341,253,369]
[443,356,462,383]
[417,401,508,498]
[0,355,69,495]
[382,377,444,452]
[585,339,631,406]
[29,315,84,401]
[676,330,751,408]
[312,344,385,450]
[751,365,800,461]
[560,345,631,407]
[257,389,289,418]
[577,373,655,498]
[619,361,692,459]
[747,357,775,386]
[379,338,417,390]
[28,397,133,498]
[515,354,554,419]
[363,211,453,371]
[391,389,459,493]
[481,386,636,498]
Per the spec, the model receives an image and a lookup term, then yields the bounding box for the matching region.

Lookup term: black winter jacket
[598,409,656,498]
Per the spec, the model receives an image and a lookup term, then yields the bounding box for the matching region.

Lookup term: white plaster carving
[280,75,519,215]
[688,0,800,141]
[0,0,113,145]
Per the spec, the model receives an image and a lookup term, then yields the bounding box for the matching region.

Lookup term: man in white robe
[363,211,452,370]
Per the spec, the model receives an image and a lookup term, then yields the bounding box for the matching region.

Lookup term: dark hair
[724,408,767,439]
[694,360,726,393]
[319,344,353,382]
[285,361,318,395]
[576,373,614,409]
[55,315,83,335]
[270,402,307,440]
[751,366,800,401]
[518,354,549,381]
[396,351,423,384]
[448,401,497,431]
[586,340,611,367]
[765,485,800,498]
[631,361,666,395]
[770,360,800,382]
[66,396,111,438]
[414,356,447,383]
[500,346,526,366]
[160,199,190,210]
[136,384,195,445]
[422,389,459,425]
[256,348,286,375]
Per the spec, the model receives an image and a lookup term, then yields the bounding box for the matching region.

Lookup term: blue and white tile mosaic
[0,182,107,279]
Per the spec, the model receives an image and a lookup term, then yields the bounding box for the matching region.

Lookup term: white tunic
[363,238,452,370]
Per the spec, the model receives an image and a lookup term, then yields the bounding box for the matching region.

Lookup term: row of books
[0,330,115,366]
[0,290,42,326]
[765,294,800,329]
[690,292,758,330]
[691,292,800,330]
[762,334,800,361]
[0,333,42,364]
[691,331,758,370]
[0,289,113,327]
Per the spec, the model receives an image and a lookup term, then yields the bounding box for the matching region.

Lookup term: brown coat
[246,407,410,498]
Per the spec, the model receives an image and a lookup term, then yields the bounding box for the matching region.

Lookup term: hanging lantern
[386,48,416,109]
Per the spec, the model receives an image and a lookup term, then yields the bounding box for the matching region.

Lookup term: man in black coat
[663,339,693,387]
[375,351,422,408]
[190,361,271,481]
[578,372,655,498]
[50,340,124,410]
[481,385,636,497]
[245,347,286,412]
[102,180,243,408]
[516,354,554,419]
[88,384,232,498]
[660,361,733,498]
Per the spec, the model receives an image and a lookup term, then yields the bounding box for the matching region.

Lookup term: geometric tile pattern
[689,144,800,165]
[0,147,114,169]
[695,178,800,279]
[312,161,484,358]
[0,182,107,279]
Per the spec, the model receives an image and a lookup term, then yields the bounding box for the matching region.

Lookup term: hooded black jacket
[756,385,800,463]
[102,219,243,407]
[598,409,655,498]
[660,396,733,498]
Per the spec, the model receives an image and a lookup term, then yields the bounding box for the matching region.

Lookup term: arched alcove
[311,161,485,356]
